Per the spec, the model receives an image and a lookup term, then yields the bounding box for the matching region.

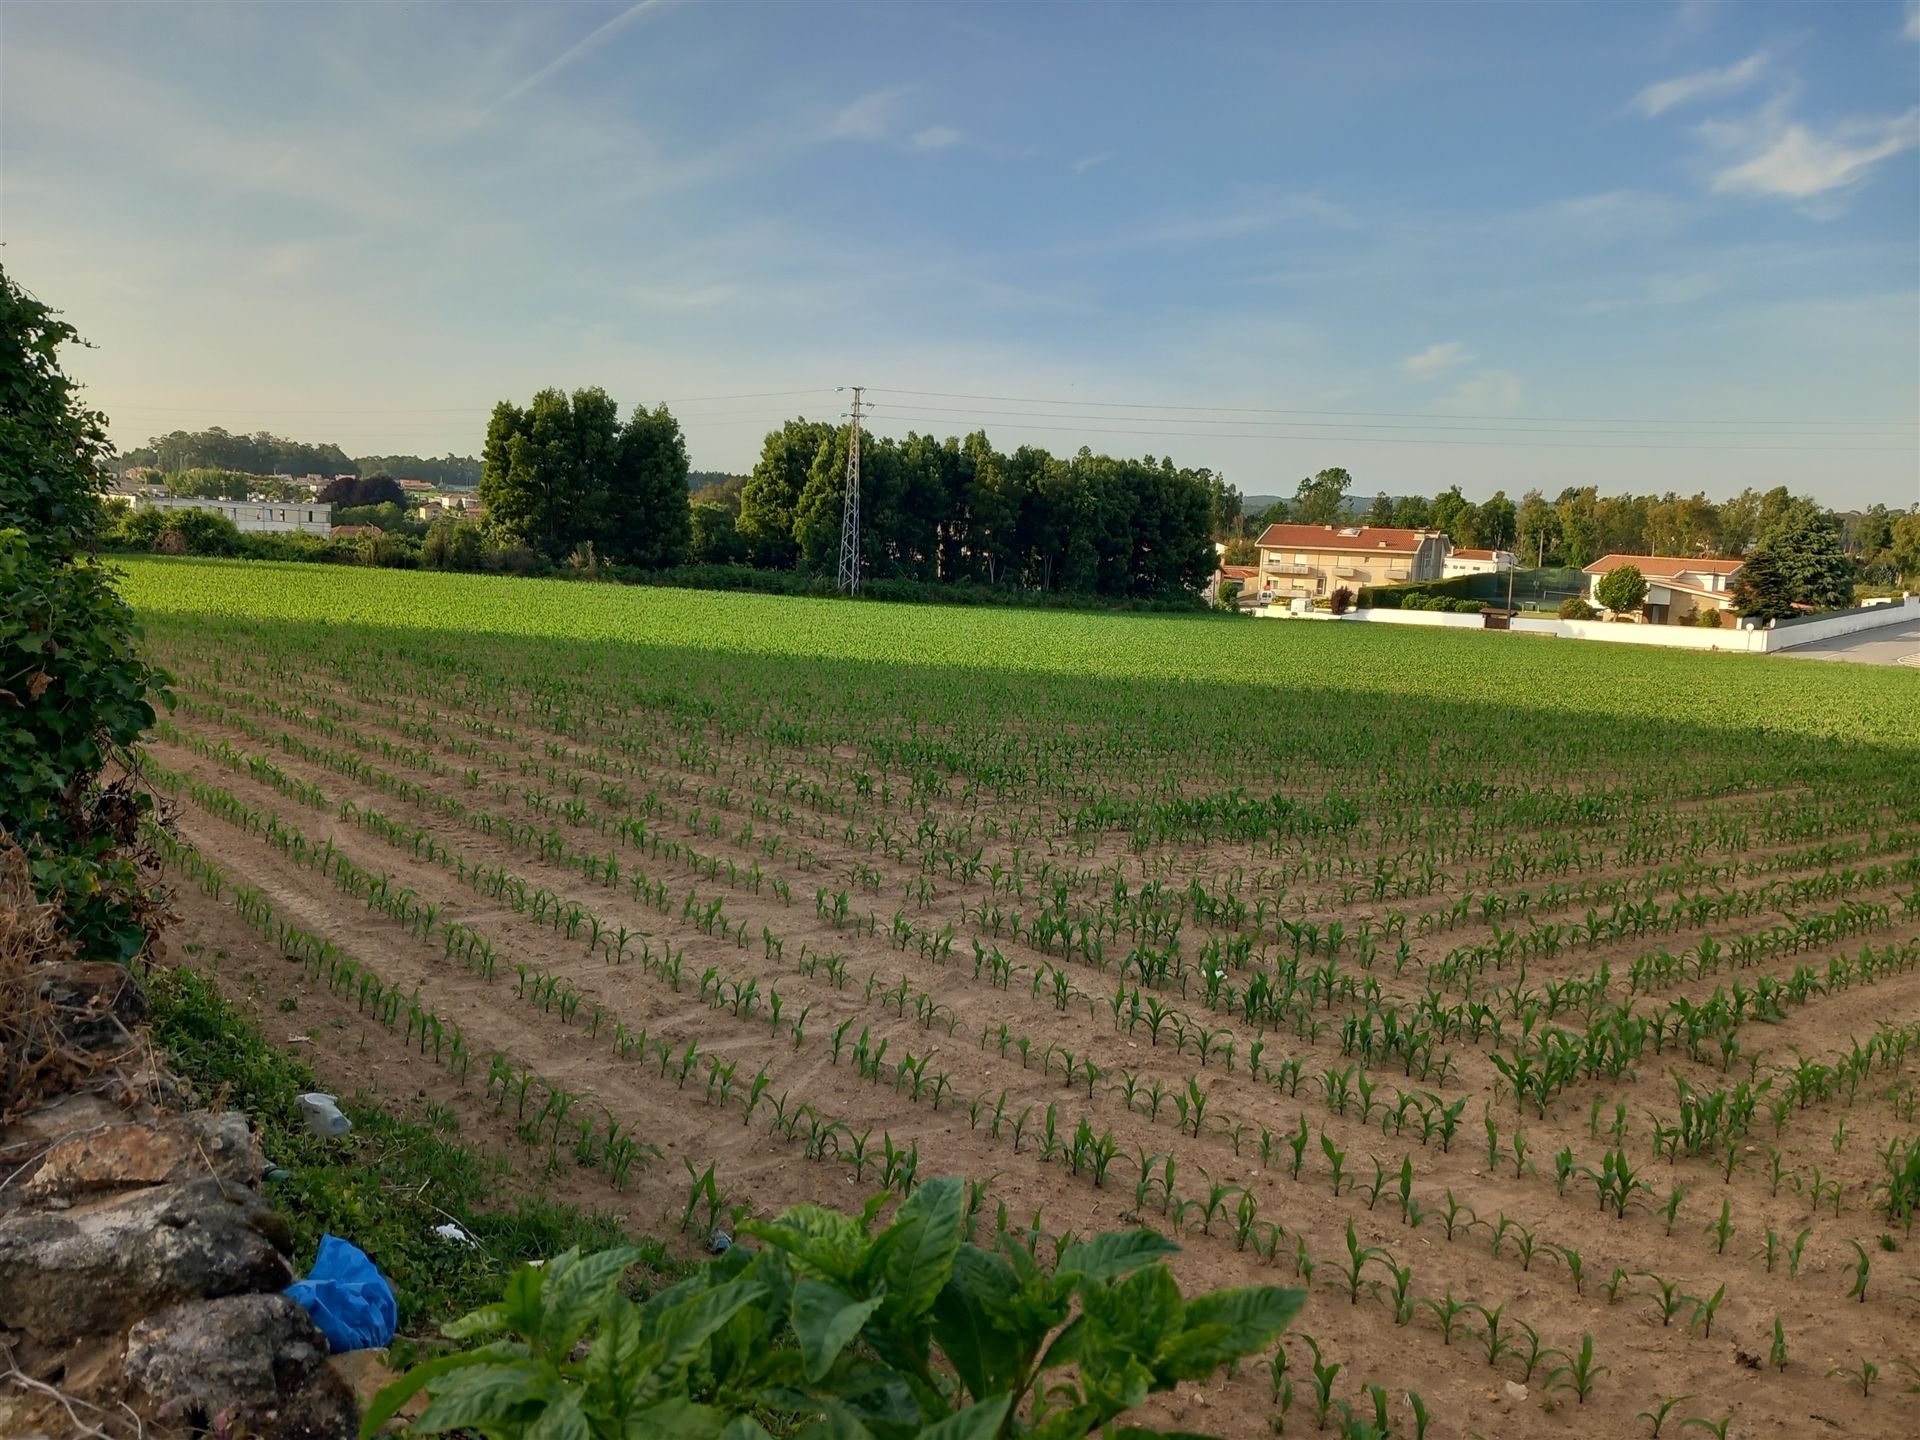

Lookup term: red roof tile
[1583,553,1743,577]
[1254,523,1437,555]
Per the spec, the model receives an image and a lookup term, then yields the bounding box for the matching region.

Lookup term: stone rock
[125,1293,344,1437]
[22,1112,261,1202]
[127,1295,359,1438]
[33,962,148,1053]
[0,1177,292,1338]
[1504,1380,1529,1403]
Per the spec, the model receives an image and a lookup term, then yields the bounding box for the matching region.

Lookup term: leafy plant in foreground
[362,1175,1304,1439]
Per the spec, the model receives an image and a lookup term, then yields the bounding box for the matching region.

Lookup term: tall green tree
[1734,503,1854,617]
[1428,485,1473,545]
[604,403,691,569]
[1290,467,1352,526]
[738,419,834,568]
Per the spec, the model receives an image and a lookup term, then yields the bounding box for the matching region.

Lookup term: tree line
[473,397,1223,599]
[120,427,481,487]
[1231,467,1917,583]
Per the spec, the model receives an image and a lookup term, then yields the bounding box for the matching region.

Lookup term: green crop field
[125,557,1920,1440]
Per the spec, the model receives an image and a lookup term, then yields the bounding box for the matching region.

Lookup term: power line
[859,399,1906,440]
[864,386,1915,430]
[102,388,835,417]
[863,409,1911,454]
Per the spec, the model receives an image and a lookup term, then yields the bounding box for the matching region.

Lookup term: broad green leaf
[721,1417,776,1440]
[868,1177,963,1325]
[1056,1229,1179,1284]
[627,1397,732,1440]
[742,1204,874,1281]
[637,1279,767,1401]
[412,1362,555,1434]
[791,1277,887,1381]
[1176,1285,1306,1362]
[915,1396,1012,1440]
[541,1244,650,1351]
[930,1246,1025,1399]
[526,1391,590,1440]
[440,1301,509,1341]
[357,1342,525,1440]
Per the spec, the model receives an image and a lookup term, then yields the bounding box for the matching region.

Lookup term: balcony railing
[1262,561,1313,576]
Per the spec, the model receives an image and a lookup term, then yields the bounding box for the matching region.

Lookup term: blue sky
[4,0,1916,506]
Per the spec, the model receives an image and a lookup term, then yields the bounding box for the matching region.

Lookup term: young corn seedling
[1302,1336,1342,1431]
[1688,1283,1725,1339]
[1543,1333,1608,1405]
[1769,1316,1788,1371]
[1636,1394,1693,1438]
[1419,1290,1470,1346]
[1679,1415,1733,1440]
[1846,1238,1871,1302]
[1470,1300,1513,1369]
[1640,1272,1693,1327]
[1706,1197,1735,1255]
[1337,1220,1386,1305]
[1826,1358,1877,1397]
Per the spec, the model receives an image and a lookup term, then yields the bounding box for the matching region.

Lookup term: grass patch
[145,964,671,1333]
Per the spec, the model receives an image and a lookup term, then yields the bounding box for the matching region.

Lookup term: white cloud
[826,87,908,142]
[1632,50,1768,116]
[1711,107,1920,200]
[1436,370,1525,413]
[1907,1,1920,41]
[1073,152,1111,175]
[910,125,962,150]
[1402,341,1473,379]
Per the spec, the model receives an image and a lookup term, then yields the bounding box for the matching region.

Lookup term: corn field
[125,558,1920,1440]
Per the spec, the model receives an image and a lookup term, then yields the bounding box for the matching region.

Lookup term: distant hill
[689,470,747,491]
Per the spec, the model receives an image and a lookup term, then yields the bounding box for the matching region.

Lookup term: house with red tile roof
[1442,547,1517,577]
[1583,553,1744,625]
[1252,523,1450,602]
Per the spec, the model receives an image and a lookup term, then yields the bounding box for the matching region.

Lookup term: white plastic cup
[296,1092,353,1136]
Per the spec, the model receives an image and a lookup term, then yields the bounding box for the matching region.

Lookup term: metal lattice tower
[837,386,863,594]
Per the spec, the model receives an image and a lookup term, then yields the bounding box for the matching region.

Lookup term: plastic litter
[286,1235,397,1353]
[295,1092,352,1137]
[708,1230,731,1254]
[432,1221,477,1246]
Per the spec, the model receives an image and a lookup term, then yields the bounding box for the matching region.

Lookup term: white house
[135,495,332,537]
[1442,548,1517,577]
[1584,553,1743,626]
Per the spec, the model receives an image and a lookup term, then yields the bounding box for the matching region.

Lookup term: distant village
[112,468,484,539]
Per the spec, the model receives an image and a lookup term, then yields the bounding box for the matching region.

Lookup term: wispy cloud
[1436,370,1525,414]
[911,125,962,150]
[1710,106,1920,202]
[1073,152,1111,176]
[826,87,908,142]
[490,1,674,113]
[1907,1,1920,41]
[1402,341,1472,379]
[1631,50,1767,116]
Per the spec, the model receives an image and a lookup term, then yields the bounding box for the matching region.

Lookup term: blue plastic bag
[286,1235,398,1352]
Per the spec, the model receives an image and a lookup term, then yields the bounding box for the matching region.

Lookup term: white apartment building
[134,495,333,536]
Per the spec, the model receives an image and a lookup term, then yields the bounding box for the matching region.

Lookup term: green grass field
[120,556,1919,749]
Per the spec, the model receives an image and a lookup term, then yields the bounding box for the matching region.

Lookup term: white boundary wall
[1765,596,1920,652]
[1295,595,1920,654]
